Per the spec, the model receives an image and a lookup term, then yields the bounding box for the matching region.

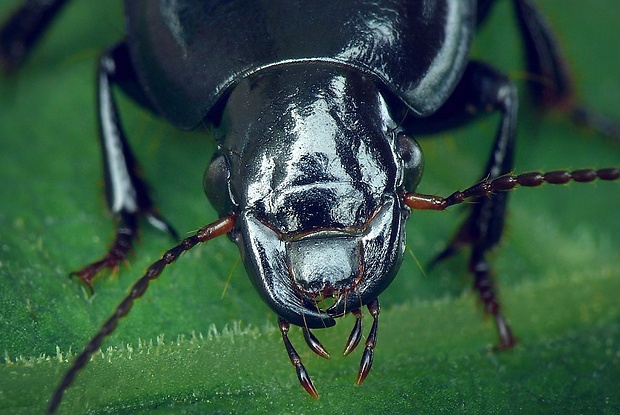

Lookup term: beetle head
[204,66,423,328]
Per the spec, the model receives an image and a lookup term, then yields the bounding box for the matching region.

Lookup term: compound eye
[397,132,424,191]
[204,153,236,215]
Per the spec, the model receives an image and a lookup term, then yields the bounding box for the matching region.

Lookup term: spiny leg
[408,61,519,347]
[470,246,514,348]
[48,215,235,414]
[70,211,137,293]
[426,62,518,266]
[278,318,319,398]
[0,9,177,288]
[404,167,620,345]
[402,0,620,345]
[72,43,177,289]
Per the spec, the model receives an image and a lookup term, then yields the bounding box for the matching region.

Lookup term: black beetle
[0,1,618,412]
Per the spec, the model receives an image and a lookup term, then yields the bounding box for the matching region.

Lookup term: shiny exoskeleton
[1,1,618,412]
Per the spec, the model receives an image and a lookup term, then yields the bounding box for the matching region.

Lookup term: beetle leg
[444,63,517,348]
[479,0,620,138]
[70,211,138,292]
[420,62,518,266]
[405,61,518,348]
[278,318,319,398]
[405,166,619,349]
[71,43,177,289]
[512,0,620,138]
[0,0,69,74]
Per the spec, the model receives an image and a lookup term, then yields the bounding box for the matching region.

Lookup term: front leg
[406,61,518,348]
[72,43,177,290]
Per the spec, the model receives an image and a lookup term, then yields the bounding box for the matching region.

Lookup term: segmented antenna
[404,168,619,211]
[48,215,236,414]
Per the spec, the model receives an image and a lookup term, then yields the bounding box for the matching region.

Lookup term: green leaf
[1,1,619,414]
